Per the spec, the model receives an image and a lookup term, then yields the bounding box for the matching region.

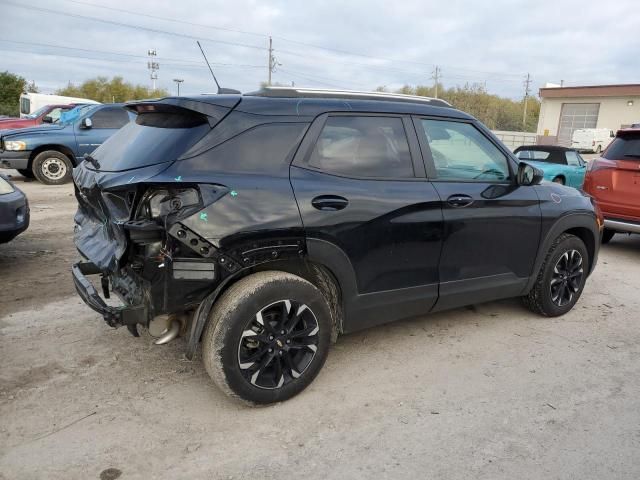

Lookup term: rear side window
[90,107,130,129]
[604,133,640,160]
[308,116,414,178]
[185,123,308,174]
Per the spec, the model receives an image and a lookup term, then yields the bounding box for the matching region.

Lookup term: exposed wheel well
[28,145,76,169]
[221,259,344,339]
[565,227,596,273]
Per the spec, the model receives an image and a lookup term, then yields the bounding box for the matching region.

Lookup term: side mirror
[517,162,544,186]
[42,115,53,124]
[81,117,93,129]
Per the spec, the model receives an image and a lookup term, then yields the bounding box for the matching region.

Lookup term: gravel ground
[1,171,639,480]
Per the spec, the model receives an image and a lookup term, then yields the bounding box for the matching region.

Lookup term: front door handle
[447,194,474,208]
[311,195,349,211]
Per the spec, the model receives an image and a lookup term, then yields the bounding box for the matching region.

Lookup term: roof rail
[245,86,452,107]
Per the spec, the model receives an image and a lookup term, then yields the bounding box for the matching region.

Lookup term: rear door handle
[311,195,349,211]
[447,194,474,208]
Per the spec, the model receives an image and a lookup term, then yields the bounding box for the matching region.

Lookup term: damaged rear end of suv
[72,94,329,404]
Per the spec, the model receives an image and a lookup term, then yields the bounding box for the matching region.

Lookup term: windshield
[25,105,51,119]
[603,133,640,160]
[59,104,96,125]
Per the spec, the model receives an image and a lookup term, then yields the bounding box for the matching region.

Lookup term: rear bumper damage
[72,261,146,329]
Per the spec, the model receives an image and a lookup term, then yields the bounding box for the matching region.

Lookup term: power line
[2,0,268,52]
[0,38,216,65]
[58,0,268,39]
[6,0,525,82]
[0,47,262,69]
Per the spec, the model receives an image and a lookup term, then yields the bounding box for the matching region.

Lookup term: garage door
[557,103,600,146]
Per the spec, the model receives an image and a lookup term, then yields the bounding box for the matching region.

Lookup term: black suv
[72,87,602,404]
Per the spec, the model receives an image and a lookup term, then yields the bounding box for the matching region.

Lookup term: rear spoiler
[125,96,241,128]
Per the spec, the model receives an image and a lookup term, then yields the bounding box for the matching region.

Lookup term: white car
[571,128,615,153]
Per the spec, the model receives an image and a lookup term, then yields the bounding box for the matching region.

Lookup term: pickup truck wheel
[17,169,35,179]
[601,228,615,244]
[32,150,73,185]
[523,233,588,317]
[202,271,332,405]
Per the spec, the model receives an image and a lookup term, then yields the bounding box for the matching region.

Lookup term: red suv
[583,127,640,243]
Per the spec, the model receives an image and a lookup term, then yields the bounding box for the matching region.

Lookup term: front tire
[601,228,615,244]
[523,233,588,317]
[32,150,73,185]
[202,271,332,405]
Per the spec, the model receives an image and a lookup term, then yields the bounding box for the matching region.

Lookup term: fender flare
[184,238,359,359]
[523,211,599,293]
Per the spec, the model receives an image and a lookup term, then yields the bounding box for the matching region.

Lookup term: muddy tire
[523,233,588,317]
[601,228,615,244]
[202,271,332,405]
[32,150,73,185]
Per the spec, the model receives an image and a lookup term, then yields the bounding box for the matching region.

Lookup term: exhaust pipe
[154,319,181,345]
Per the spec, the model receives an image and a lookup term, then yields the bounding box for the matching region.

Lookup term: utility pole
[147,49,159,90]
[266,36,281,87]
[268,36,274,86]
[432,65,441,98]
[523,73,532,130]
[173,78,184,96]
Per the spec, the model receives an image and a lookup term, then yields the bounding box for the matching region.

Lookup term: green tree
[56,76,168,103]
[0,71,36,117]
[379,82,540,132]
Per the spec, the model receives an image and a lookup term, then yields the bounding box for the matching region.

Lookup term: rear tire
[202,271,332,405]
[596,145,602,154]
[523,233,588,317]
[601,228,616,244]
[552,176,565,185]
[17,169,35,179]
[32,150,73,185]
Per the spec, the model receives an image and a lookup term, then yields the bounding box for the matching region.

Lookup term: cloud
[2,0,639,99]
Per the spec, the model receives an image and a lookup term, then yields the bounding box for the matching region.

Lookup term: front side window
[565,151,583,166]
[47,108,64,123]
[90,107,130,129]
[309,116,414,178]
[420,119,510,181]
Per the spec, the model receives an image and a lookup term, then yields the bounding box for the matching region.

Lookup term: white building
[536,84,640,145]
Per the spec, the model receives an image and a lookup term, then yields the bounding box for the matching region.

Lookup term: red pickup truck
[0,104,78,130]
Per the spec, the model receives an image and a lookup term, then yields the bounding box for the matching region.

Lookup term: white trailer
[19,93,100,118]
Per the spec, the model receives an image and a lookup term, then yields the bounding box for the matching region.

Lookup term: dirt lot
[1,171,640,480]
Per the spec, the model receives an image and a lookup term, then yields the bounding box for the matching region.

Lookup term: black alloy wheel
[550,249,584,307]
[202,271,332,404]
[238,299,320,389]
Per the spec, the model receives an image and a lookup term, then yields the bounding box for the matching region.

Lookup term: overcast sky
[2,0,639,99]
